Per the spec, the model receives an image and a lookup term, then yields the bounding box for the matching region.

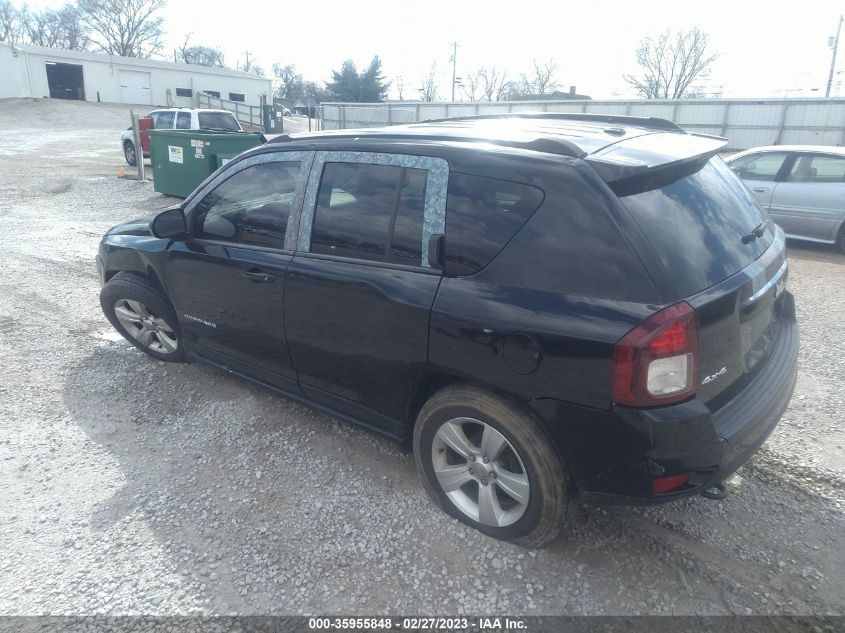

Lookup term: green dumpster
[149,129,264,198]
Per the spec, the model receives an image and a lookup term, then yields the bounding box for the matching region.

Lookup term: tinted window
[445,173,544,275]
[229,92,245,102]
[175,112,191,129]
[175,87,192,97]
[198,112,240,131]
[156,111,175,129]
[729,152,787,182]
[620,157,773,297]
[787,154,845,183]
[311,162,428,265]
[194,161,300,249]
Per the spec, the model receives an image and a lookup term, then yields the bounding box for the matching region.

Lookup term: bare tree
[1,0,25,43]
[23,5,89,49]
[624,27,719,99]
[531,58,559,95]
[175,35,224,67]
[462,66,510,102]
[480,66,510,101]
[461,69,482,102]
[77,0,166,58]
[273,63,304,101]
[419,62,439,102]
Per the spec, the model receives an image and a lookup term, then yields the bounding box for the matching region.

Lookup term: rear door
[619,157,788,407]
[728,151,789,211]
[284,151,448,435]
[769,152,845,241]
[163,151,312,391]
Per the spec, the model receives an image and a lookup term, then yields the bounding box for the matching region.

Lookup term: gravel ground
[0,98,843,617]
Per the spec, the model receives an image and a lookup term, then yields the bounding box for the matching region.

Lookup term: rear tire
[100,273,186,363]
[413,385,573,548]
[124,141,137,166]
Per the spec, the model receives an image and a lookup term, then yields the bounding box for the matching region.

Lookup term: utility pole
[827,15,843,97]
[242,50,251,73]
[450,41,458,101]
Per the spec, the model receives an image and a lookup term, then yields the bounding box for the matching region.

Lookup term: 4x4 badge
[701,366,727,385]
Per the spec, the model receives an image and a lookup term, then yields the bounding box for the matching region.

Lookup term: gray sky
[19,0,845,99]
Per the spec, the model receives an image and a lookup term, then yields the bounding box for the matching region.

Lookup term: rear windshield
[198,112,240,131]
[619,156,773,297]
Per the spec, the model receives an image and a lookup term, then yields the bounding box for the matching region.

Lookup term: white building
[0,42,273,107]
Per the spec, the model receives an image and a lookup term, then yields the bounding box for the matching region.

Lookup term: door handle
[752,187,769,193]
[241,270,276,283]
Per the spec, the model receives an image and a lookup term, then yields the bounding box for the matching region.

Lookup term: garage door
[119,70,151,104]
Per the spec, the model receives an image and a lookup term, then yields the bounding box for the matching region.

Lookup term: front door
[769,152,845,241]
[163,152,311,390]
[729,151,789,212]
[284,151,449,435]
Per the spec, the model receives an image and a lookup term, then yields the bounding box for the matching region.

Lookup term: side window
[311,162,428,265]
[729,152,788,182]
[157,111,175,129]
[148,111,161,126]
[175,112,191,129]
[194,161,300,249]
[787,154,845,183]
[445,173,544,275]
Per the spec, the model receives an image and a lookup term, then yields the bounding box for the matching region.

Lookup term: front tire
[413,385,573,547]
[124,141,137,166]
[100,273,186,362]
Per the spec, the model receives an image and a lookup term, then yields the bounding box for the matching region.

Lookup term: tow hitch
[701,482,728,500]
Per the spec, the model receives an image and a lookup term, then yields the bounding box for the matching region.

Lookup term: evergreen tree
[327,59,360,102]
[327,56,391,102]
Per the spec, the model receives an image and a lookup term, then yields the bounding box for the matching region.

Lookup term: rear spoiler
[585,132,728,196]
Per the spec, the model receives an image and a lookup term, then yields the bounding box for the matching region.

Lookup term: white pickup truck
[121,108,243,166]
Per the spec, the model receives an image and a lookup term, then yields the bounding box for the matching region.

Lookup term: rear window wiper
[741,221,767,244]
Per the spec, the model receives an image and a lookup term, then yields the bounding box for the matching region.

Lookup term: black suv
[97,114,798,547]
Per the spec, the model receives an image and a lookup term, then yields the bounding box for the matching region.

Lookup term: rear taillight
[612,302,698,407]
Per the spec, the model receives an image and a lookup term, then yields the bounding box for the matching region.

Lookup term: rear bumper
[573,293,798,505]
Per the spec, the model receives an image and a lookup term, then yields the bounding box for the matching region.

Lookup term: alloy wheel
[431,417,530,527]
[113,299,178,354]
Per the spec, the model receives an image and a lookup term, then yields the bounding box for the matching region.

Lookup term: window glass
[445,173,544,275]
[147,111,162,126]
[311,162,429,264]
[198,112,240,131]
[194,161,300,249]
[229,92,245,102]
[175,87,192,97]
[156,111,175,129]
[787,154,845,183]
[729,152,787,182]
[175,112,191,129]
[388,168,427,265]
[620,157,772,297]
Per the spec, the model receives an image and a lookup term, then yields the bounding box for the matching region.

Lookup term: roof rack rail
[420,112,684,133]
[267,130,586,158]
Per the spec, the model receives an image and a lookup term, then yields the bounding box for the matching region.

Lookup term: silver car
[726,145,845,252]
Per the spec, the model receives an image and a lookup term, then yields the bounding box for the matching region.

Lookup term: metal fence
[320,98,845,151]
[198,93,263,129]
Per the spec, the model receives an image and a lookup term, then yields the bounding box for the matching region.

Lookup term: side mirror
[151,206,187,239]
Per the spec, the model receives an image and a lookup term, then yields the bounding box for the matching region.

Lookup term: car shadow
[61,340,845,615]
